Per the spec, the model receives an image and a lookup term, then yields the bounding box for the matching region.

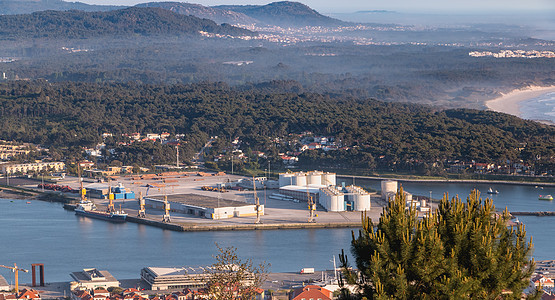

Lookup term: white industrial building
[277,171,370,212]
[145,194,263,220]
[380,180,430,213]
[141,267,211,290]
[69,268,120,291]
[141,266,254,291]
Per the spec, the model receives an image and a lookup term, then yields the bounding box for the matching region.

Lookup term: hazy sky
[78,0,555,14]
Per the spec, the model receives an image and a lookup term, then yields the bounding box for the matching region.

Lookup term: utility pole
[176,145,179,168]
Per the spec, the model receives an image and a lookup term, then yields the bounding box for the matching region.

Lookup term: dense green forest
[0,81,553,173]
[0,7,255,39]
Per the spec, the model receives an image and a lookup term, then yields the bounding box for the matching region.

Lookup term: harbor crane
[252,176,261,224]
[306,175,316,223]
[0,263,28,292]
[137,192,146,218]
[162,195,171,223]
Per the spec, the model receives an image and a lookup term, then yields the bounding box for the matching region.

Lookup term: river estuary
[1,179,554,283]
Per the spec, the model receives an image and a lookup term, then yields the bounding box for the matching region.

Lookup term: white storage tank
[330,194,345,212]
[381,180,398,199]
[307,172,322,185]
[295,173,307,187]
[354,194,371,211]
[279,173,295,187]
[404,192,413,202]
[322,172,336,186]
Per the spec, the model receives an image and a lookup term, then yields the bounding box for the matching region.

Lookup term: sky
[78,0,555,14]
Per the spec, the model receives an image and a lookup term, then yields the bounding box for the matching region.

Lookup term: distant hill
[0,7,256,39]
[0,0,123,15]
[136,2,258,25]
[214,1,346,27]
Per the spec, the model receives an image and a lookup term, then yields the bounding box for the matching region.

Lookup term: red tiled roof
[291,285,332,300]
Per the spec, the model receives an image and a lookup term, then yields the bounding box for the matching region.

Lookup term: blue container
[125,192,135,199]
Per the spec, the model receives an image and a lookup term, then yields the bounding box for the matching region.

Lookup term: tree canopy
[340,188,536,299]
[0,81,553,172]
[204,244,269,300]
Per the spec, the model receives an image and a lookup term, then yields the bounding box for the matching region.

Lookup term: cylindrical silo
[381,180,398,199]
[354,194,371,211]
[322,172,336,186]
[404,192,413,202]
[279,173,295,187]
[308,172,322,185]
[295,174,307,187]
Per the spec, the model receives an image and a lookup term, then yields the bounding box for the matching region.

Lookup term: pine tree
[340,188,536,299]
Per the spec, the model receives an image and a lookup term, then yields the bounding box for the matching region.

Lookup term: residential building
[1,162,65,175]
[289,285,332,300]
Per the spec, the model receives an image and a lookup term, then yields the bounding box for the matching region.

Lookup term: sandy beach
[486,85,555,118]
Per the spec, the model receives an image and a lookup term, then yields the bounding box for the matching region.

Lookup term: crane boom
[0,263,29,293]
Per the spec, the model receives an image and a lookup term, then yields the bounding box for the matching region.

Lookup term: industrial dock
[21,171,388,231]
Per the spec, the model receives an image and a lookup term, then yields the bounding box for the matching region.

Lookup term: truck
[300,268,315,274]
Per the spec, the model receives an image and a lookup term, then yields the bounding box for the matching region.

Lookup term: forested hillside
[0,0,123,15]
[215,1,346,26]
[0,7,255,39]
[0,81,552,173]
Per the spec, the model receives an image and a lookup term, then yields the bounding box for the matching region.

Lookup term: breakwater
[511,211,555,216]
[339,175,555,186]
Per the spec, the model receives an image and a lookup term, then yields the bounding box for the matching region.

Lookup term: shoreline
[337,175,555,186]
[485,85,555,125]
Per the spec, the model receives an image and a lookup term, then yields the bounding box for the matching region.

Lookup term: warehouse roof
[148,194,251,209]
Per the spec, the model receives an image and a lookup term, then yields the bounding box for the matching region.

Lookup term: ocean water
[520,92,555,124]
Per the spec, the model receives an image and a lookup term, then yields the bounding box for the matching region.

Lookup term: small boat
[26,201,31,204]
[487,187,499,194]
[539,195,553,201]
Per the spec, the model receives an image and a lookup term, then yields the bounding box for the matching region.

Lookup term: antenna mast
[176,145,179,168]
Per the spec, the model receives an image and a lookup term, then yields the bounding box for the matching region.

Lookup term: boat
[487,187,499,194]
[74,166,127,223]
[539,195,553,201]
[75,202,127,223]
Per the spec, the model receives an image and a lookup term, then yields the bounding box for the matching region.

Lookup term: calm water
[0,199,352,283]
[520,91,555,123]
[1,180,554,283]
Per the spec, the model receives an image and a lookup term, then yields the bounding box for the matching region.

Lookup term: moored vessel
[487,187,499,194]
[74,168,127,222]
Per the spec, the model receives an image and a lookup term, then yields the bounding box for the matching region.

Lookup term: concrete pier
[63,204,361,232]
